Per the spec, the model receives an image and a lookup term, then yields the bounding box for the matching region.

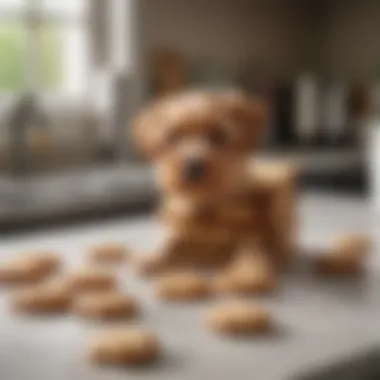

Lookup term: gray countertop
[0,192,379,380]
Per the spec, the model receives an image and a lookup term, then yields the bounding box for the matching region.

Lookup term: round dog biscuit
[0,261,39,285]
[331,234,371,260]
[0,251,60,285]
[22,251,60,274]
[315,233,371,276]
[73,291,138,320]
[87,327,160,365]
[155,272,210,301]
[12,281,71,313]
[67,268,116,292]
[205,301,272,335]
[88,243,129,264]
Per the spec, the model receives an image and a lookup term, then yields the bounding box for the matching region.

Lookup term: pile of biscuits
[0,243,157,366]
[0,233,371,368]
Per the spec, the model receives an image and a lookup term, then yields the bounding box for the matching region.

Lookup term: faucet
[7,92,48,175]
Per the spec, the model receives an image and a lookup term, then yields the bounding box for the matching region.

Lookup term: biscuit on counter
[88,243,129,264]
[155,272,210,301]
[73,291,138,320]
[0,251,60,285]
[66,267,116,292]
[87,327,160,366]
[204,301,272,336]
[12,280,71,314]
[314,233,371,276]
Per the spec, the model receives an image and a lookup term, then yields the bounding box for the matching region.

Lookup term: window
[0,0,89,95]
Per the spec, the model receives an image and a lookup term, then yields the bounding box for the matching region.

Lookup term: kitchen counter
[0,192,379,380]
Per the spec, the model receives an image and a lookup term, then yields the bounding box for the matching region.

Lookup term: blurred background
[1,2,380,379]
[0,0,379,228]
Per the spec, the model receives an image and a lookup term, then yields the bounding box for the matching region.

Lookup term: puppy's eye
[208,129,227,147]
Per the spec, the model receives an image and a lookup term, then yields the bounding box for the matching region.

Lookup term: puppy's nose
[184,158,205,183]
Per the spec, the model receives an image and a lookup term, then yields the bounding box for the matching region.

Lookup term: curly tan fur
[131,90,297,283]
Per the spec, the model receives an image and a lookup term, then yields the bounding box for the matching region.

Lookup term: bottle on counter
[293,73,320,147]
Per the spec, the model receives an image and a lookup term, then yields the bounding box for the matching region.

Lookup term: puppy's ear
[131,101,165,160]
[221,92,267,151]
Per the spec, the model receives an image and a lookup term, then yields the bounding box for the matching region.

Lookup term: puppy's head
[132,91,266,201]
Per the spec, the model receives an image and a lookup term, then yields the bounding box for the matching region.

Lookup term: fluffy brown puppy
[132,91,297,275]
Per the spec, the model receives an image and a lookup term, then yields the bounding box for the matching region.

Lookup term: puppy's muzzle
[184,158,206,183]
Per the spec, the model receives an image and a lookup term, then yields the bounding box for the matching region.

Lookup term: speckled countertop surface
[0,192,379,380]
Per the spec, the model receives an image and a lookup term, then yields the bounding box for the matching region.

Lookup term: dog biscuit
[67,268,116,292]
[204,301,272,336]
[73,291,138,320]
[87,327,160,365]
[315,233,371,276]
[0,251,60,285]
[12,281,71,313]
[155,272,210,301]
[331,234,371,259]
[88,243,129,264]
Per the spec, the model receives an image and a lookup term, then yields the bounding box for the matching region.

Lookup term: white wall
[320,0,380,80]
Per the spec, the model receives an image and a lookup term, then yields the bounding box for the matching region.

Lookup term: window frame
[0,0,89,96]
